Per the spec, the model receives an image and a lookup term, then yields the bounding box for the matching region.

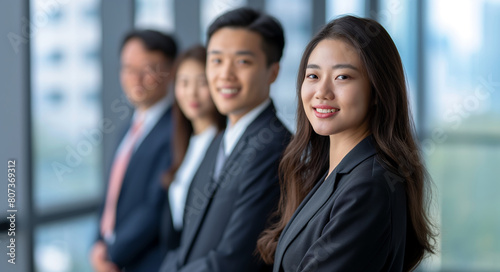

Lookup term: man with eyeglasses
[90,29,177,272]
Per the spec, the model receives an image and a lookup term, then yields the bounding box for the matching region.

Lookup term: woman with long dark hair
[258,16,436,271]
[160,45,225,252]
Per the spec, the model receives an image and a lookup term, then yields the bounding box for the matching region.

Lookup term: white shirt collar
[223,98,271,155]
[132,95,172,125]
[131,95,172,149]
[168,125,218,230]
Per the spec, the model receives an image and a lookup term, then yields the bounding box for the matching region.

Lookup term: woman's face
[175,59,216,122]
[301,39,372,138]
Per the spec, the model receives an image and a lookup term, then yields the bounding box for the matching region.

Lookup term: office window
[135,0,175,32]
[424,0,500,270]
[378,0,419,129]
[35,214,98,272]
[326,0,365,20]
[200,0,246,43]
[30,0,103,270]
[266,0,312,131]
[425,0,500,133]
[31,0,102,212]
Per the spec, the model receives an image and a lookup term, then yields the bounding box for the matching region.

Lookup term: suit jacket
[98,107,173,272]
[161,102,291,272]
[273,136,407,272]
[160,194,182,256]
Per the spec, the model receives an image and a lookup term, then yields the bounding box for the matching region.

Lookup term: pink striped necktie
[101,115,145,239]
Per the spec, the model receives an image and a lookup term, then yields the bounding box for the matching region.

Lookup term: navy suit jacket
[161,102,291,272]
[98,107,173,272]
[273,136,407,272]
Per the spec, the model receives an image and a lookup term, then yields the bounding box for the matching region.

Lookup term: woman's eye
[211,58,221,64]
[306,74,318,79]
[336,75,349,80]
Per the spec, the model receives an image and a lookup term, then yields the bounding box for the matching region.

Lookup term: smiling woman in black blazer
[258,16,436,272]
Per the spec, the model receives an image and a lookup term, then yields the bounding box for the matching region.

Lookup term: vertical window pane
[200,0,246,43]
[379,0,419,129]
[266,0,312,131]
[31,0,102,211]
[425,0,500,270]
[135,0,175,32]
[35,214,98,272]
[425,0,500,135]
[326,0,365,20]
[426,144,500,270]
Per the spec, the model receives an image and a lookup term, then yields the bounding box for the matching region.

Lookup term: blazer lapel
[180,103,278,265]
[215,102,276,187]
[178,135,222,265]
[274,171,338,269]
[277,171,327,243]
[120,108,172,195]
[274,135,378,269]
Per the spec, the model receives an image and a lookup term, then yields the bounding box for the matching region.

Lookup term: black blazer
[161,102,291,272]
[98,108,173,272]
[273,136,407,272]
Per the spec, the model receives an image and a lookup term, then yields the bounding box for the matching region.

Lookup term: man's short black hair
[121,29,178,63]
[207,7,285,66]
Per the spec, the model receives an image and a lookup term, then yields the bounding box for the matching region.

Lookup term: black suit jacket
[161,102,291,272]
[273,136,407,272]
[98,107,173,272]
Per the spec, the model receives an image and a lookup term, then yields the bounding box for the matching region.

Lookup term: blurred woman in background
[160,45,225,255]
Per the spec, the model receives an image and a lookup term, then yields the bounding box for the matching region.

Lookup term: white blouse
[168,125,218,230]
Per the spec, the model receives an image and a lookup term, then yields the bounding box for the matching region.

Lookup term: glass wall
[424,0,500,270]
[30,0,102,270]
[326,0,365,19]
[266,0,313,131]
[135,0,175,32]
[35,214,98,272]
[378,0,419,127]
[200,0,246,43]
[31,0,102,211]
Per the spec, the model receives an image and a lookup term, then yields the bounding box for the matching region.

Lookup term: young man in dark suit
[90,30,177,272]
[160,7,291,272]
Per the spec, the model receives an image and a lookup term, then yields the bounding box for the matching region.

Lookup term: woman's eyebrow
[306,63,359,71]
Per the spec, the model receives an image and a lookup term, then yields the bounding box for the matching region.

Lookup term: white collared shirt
[116,95,172,154]
[223,98,271,156]
[169,125,218,230]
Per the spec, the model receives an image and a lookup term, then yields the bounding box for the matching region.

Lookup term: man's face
[120,38,172,111]
[206,28,279,125]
